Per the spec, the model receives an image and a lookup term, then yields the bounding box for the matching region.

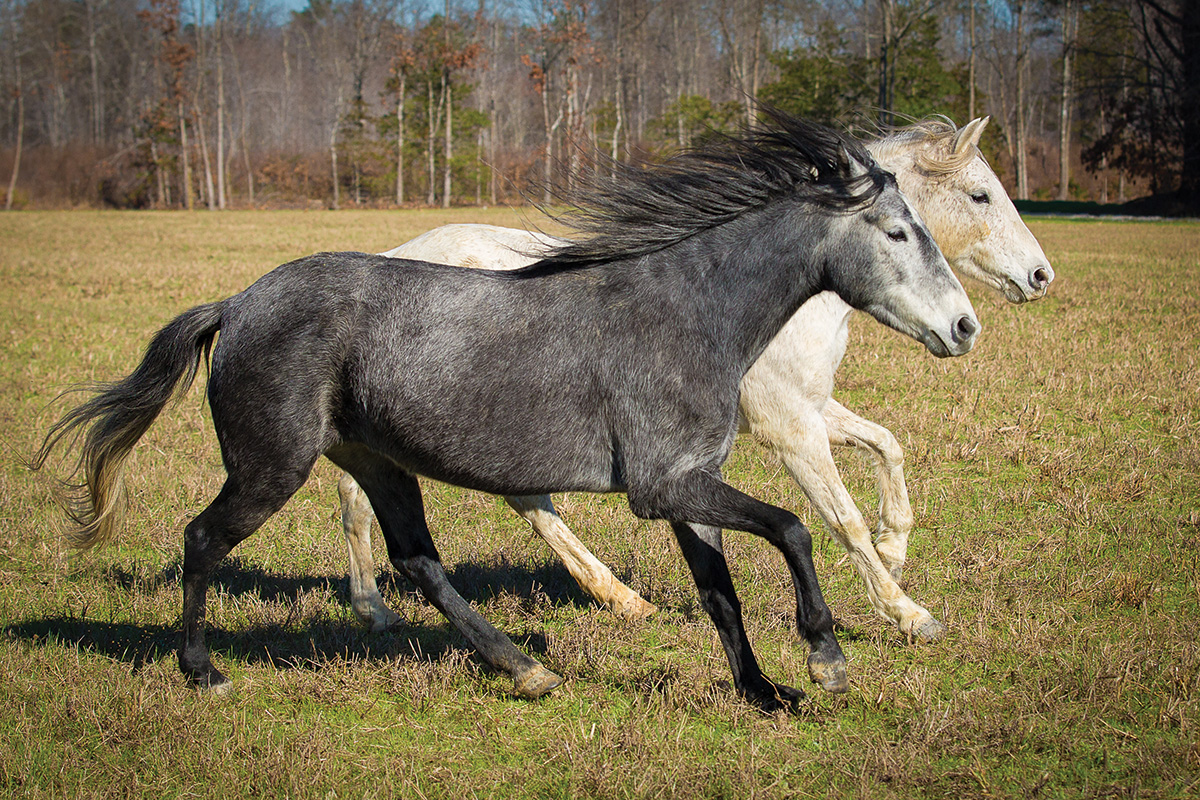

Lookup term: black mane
[530,109,888,270]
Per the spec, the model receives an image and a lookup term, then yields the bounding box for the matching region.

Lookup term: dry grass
[1,211,1198,798]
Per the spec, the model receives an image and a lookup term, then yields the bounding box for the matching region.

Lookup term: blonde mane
[869,117,983,177]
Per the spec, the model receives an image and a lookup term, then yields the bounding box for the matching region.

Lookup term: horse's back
[378,224,560,271]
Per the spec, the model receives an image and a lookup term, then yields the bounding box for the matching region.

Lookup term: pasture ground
[0,210,1197,799]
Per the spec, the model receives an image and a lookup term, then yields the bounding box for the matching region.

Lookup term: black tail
[30,301,225,550]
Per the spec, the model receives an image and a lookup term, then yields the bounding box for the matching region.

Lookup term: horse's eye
[887,229,908,242]
[970,191,991,205]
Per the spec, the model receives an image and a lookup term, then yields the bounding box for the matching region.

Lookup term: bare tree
[876,0,945,126]
[3,0,24,210]
[1056,0,1079,200]
[715,0,765,126]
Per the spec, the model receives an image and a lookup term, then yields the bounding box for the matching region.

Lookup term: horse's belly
[383,429,622,497]
[352,383,622,497]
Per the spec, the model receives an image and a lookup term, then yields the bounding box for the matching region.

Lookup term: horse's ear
[840,145,870,178]
[954,117,989,155]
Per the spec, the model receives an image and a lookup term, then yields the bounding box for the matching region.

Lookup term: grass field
[1,209,1198,798]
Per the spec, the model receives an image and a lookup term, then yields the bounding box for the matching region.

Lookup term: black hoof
[743,680,805,713]
[181,656,231,692]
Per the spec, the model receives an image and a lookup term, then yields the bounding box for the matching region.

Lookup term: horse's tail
[30,301,226,551]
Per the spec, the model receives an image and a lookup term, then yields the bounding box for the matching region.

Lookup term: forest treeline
[1,0,1196,211]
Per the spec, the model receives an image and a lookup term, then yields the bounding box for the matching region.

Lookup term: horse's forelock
[874,117,982,178]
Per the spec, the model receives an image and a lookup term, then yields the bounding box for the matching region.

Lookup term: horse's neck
[661,205,830,369]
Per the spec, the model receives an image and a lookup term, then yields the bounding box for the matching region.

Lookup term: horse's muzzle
[923,312,979,358]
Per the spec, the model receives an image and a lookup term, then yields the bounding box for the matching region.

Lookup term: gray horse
[34,114,977,711]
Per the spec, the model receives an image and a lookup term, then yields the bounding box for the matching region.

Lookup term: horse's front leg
[822,399,914,584]
[631,472,846,708]
[339,472,402,632]
[770,418,942,643]
[503,495,657,621]
[670,521,803,710]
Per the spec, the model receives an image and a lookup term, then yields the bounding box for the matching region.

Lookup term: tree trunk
[427,78,440,206]
[488,17,499,205]
[396,70,406,205]
[878,0,894,126]
[748,3,762,123]
[541,71,553,205]
[566,62,578,192]
[231,43,254,204]
[475,128,483,205]
[1118,49,1128,203]
[489,98,497,204]
[968,0,976,120]
[151,139,166,207]
[610,0,624,167]
[330,122,340,210]
[5,84,22,210]
[216,0,226,209]
[442,0,452,208]
[1014,0,1029,200]
[179,100,194,210]
[86,0,103,145]
[194,98,216,210]
[1098,102,1109,204]
[443,77,452,209]
[1057,0,1077,202]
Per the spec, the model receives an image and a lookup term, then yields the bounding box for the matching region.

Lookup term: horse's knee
[876,431,905,471]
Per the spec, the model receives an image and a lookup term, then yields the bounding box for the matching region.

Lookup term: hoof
[744,680,805,713]
[514,665,564,699]
[611,595,657,622]
[184,663,232,693]
[352,596,403,633]
[808,652,849,694]
[205,678,236,697]
[366,607,403,634]
[908,616,946,644]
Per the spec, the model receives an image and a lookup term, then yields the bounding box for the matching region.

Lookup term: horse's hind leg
[338,473,402,632]
[337,453,563,699]
[180,472,310,689]
[338,480,655,628]
[503,495,656,621]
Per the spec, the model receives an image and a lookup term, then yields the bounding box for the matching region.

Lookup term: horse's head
[821,151,979,359]
[874,117,1054,304]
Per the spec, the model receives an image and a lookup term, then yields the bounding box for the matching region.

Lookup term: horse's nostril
[1032,266,1052,289]
[954,314,979,343]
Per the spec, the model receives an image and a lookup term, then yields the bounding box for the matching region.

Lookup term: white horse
[343,117,1052,642]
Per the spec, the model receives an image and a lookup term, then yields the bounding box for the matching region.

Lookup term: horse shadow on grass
[4,555,609,676]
